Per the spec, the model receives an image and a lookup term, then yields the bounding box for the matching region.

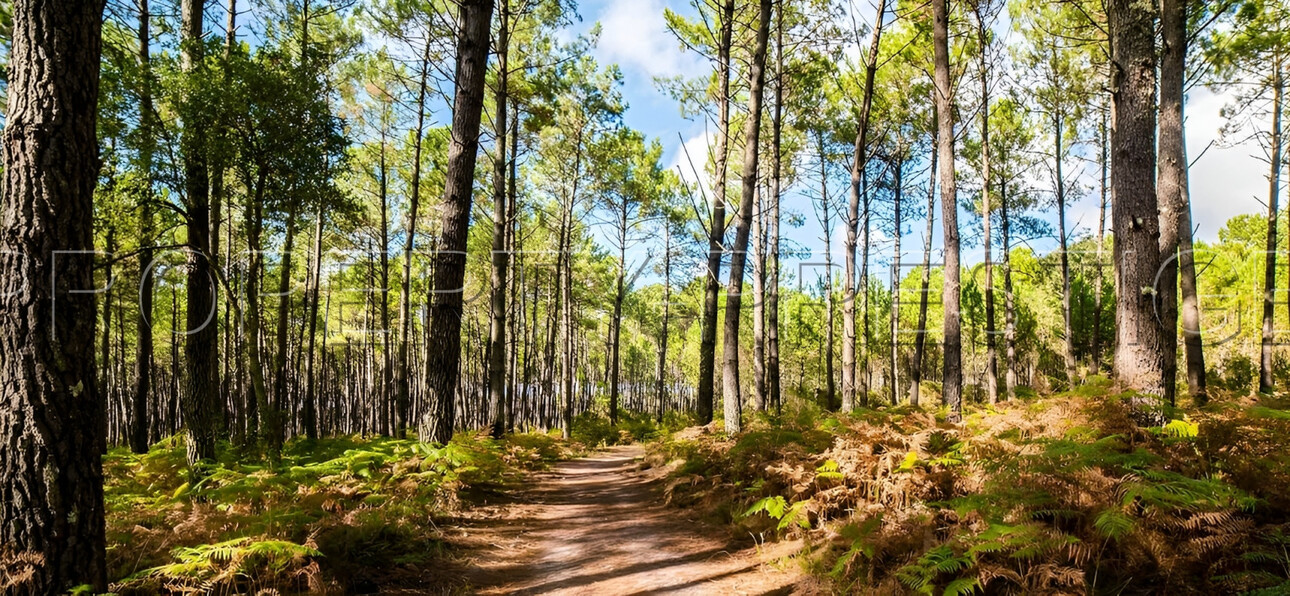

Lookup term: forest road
[451,444,810,595]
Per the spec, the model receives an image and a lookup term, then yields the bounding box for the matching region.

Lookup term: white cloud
[669,130,716,188]
[593,0,706,80]
[1186,87,1270,243]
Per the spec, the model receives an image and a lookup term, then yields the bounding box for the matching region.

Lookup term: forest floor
[447,444,812,595]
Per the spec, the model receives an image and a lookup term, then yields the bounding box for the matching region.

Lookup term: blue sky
[566,0,1270,289]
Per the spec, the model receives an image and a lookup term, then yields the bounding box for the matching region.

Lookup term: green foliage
[106,432,560,592]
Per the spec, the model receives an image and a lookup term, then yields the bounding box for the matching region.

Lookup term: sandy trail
[453,444,807,595]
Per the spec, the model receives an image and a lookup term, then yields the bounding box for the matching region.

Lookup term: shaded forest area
[4,0,1290,593]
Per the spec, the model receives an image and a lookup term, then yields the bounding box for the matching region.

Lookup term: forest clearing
[5,0,1290,594]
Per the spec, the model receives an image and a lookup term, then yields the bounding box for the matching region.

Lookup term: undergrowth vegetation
[647,381,1290,595]
[104,431,566,594]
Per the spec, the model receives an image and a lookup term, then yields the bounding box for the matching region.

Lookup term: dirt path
[452,445,808,595]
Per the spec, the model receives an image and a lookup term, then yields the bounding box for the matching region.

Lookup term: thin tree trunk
[976,8,998,404]
[843,0,888,412]
[697,0,734,426]
[656,222,672,422]
[1055,109,1078,390]
[910,115,937,407]
[932,0,963,422]
[1160,0,1207,406]
[270,207,298,449]
[890,154,904,403]
[1002,174,1018,400]
[722,0,773,435]
[488,0,511,437]
[818,133,837,410]
[0,2,107,589]
[1093,95,1108,375]
[752,186,767,411]
[133,3,156,449]
[767,0,784,413]
[395,37,433,435]
[1260,60,1282,395]
[302,208,324,440]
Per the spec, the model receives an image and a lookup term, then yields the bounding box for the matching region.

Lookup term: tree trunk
[752,186,767,411]
[697,0,734,426]
[1093,95,1108,376]
[976,8,998,404]
[889,154,904,403]
[843,0,888,412]
[422,0,495,444]
[1056,111,1078,389]
[932,0,963,422]
[302,208,324,440]
[656,222,672,422]
[818,133,837,410]
[244,174,276,457]
[0,0,107,590]
[133,0,154,453]
[1159,0,1207,406]
[610,204,627,424]
[1109,0,1167,411]
[395,37,433,436]
[910,114,937,408]
[721,0,773,435]
[488,0,511,437]
[767,0,784,414]
[1260,61,1282,395]
[270,207,298,449]
[180,0,221,466]
[1003,178,1018,400]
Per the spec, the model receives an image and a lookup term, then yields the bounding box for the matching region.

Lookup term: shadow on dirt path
[451,444,809,595]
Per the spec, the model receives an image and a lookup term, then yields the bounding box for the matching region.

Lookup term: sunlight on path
[458,445,810,595]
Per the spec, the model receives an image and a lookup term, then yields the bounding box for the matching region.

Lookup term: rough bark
[1160,0,1207,406]
[721,0,773,435]
[0,0,108,590]
[489,0,511,437]
[1260,61,1282,395]
[932,0,963,422]
[1109,0,1168,409]
[843,0,888,412]
[181,0,222,466]
[767,0,784,413]
[697,0,734,426]
[421,0,496,444]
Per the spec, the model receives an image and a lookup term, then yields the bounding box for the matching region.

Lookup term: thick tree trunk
[0,1,107,590]
[1109,0,1168,411]
[134,1,155,450]
[697,0,734,426]
[721,0,773,435]
[421,0,495,444]
[843,0,888,412]
[488,0,511,437]
[181,0,221,466]
[932,0,963,423]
